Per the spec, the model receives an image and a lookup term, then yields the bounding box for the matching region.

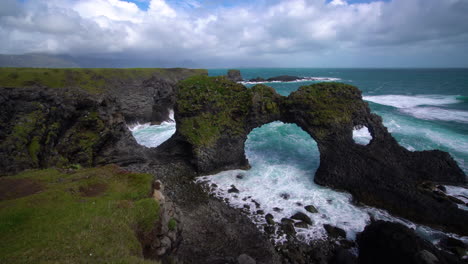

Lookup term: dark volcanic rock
[357,221,463,264]
[249,77,266,82]
[227,69,243,82]
[324,224,346,239]
[438,237,467,258]
[265,214,275,225]
[267,75,301,82]
[228,185,240,193]
[174,77,467,235]
[0,87,145,175]
[291,212,313,225]
[305,205,318,213]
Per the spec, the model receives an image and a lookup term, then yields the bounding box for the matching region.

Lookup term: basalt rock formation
[173,76,467,235]
[0,68,206,175]
[357,221,463,264]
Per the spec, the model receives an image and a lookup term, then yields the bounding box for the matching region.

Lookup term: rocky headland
[0,68,467,264]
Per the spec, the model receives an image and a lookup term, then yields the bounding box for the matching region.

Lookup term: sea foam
[364,94,468,124]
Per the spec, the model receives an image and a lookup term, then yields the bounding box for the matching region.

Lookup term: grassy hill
[0,165,160,264]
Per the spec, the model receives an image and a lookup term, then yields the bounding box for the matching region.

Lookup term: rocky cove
[0,68,467,264]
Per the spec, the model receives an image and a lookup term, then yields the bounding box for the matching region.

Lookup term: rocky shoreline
[1,68,467,263]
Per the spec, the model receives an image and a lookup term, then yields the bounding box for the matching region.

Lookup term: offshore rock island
[0,68,467,264]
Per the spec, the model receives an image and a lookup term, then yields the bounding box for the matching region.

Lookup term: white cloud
[0,0,467,67]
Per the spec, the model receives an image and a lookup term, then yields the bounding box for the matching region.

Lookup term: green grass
[0,165,160,264]
[0,68,207,94]
[286,82,364,139]
[176,75,252,147]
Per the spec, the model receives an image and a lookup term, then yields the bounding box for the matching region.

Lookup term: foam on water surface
[129,110,176,148]
[364,94,468,124]
[353,126,372,145]
[240,77,341,85]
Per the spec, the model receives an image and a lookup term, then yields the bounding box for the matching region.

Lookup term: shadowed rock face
[174,76,467,235]
[0,68,207,175]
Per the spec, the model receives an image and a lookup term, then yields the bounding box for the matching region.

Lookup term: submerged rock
[228,185,240,193]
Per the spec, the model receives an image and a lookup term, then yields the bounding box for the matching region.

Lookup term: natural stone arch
[171,75,467,235]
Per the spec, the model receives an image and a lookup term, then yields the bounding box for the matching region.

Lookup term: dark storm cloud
[0,0,466,67]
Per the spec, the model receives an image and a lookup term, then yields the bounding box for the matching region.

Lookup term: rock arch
[172,75,468,235]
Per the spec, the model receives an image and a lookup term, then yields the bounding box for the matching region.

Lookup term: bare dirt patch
[0,178,44,201]
[79,183,108,197]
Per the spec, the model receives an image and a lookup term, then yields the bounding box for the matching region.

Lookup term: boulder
[324,224,346,239]
[305,205,318,213]
[357,221,462,264]
[291,212,313,225]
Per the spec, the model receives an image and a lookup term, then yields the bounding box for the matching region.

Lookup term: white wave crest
[363,94,461,108]
[400,107,468,124]
[364,95,468,123]
[240,77,341,85]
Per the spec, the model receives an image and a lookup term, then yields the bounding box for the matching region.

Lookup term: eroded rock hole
[353,125,372,145]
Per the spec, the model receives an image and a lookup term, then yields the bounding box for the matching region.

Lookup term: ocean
[131,68,468,243]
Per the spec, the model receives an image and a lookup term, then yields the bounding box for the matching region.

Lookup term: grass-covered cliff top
[176,75,252,146]
[0,165,160,264]
[0,67,207,94]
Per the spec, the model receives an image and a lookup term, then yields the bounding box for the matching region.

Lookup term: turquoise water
[132,68,468,242]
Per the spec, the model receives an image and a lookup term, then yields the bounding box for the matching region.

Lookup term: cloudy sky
[1,0,467,67]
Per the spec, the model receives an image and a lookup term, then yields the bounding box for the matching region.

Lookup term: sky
[0,0,467,68]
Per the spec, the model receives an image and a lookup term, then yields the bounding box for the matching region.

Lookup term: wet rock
[280,219,296,236]
[415,250,440,264]
[294,221,309,229]
[291,212,313,225]
[436,185,447,192]
[357,221,461,264]
[228,185,239,193]
[249,77,265,82]
[280,193,290,200]
[252,199,261,208]
[265,214,275,225]
[305,205,318,213]
[256,210,264,215]
[324,224,346,239]
[295,202,303,206]
[339,239,356,249]
[438,237,467,258]
[236,174,244,179]
[330,248,357,264]
[264,224,275,235]
[273,207,283,212]
[448,196,464,204]
[237,253,256,264]
[267,75,301,82]
[243,204,250,210]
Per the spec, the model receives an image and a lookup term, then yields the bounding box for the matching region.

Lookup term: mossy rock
[0,165,160,263]
[285,82,365,139]
[176,75,252,147]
